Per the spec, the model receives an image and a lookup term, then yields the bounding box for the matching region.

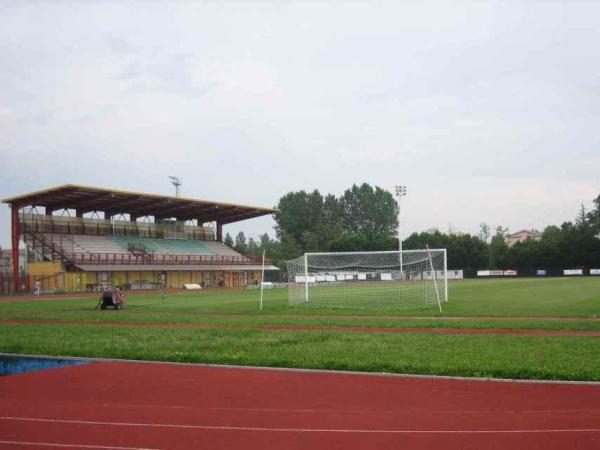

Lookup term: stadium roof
[2,184,277,224]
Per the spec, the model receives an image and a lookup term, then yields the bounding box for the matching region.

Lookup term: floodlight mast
[169,176,182,197]
[395,185,407,280]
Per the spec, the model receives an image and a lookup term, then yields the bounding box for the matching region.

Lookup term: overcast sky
[1,1,599,248]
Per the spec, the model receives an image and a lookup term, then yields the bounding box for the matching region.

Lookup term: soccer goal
[285,248,447,311]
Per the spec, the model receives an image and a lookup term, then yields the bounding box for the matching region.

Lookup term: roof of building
[507,229,539,238]
[2,184,277,224]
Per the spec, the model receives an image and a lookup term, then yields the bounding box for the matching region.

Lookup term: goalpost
[285,249,448,311]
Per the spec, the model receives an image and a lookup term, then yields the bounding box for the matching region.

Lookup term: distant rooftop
[2,184,277,224]
[507,229,540,238]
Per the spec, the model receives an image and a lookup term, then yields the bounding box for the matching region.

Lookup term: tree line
[225,183,600,275]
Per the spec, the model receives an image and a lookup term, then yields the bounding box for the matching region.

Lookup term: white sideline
[1,416,599,435]
[0,440,161,450]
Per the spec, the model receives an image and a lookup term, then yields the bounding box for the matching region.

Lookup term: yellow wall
[31,266,256,292]
[168,271,179,289]
[28,261,62,276]
[112,272,127,287]
[161,270,247,288]
[64,272,87,292]
[29,261,64,292]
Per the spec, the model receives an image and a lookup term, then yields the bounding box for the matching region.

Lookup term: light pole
[395,185,407,280]
[169,176,182,197]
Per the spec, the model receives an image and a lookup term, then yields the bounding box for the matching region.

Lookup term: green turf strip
[1,277,599,317]
[1,323,599,381]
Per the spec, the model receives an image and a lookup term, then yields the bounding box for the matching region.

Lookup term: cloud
[1,1,600,248]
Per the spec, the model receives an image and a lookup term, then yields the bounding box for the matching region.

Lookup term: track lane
[1,361,600,449]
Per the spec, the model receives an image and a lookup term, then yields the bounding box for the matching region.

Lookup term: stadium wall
[24,262,262,293]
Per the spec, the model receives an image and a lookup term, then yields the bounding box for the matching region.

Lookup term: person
[112,285,126,308]
[34,280,41,297]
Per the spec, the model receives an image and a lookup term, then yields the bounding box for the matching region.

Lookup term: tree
[275,189,325,251]
[575,203,589,231]
[258,233,273,249]
[494,226,509,240]
[234,231,247,254]
[246,237,258,256]
[489,226,509,268]
[404,230,487,271]
[274,184,398,254]
[317,194,345,249]
[256,232,300,277]
[224,232,234,248]
[478,223,491,243]
[339,183,398,238]
[587,195,600,239]
[271,186,600,275]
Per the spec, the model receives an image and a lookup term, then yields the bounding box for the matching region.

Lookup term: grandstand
[1,185,278,293]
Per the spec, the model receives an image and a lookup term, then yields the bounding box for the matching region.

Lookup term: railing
[20,214,215,241]
[24,231,71,260]
[66,253,270,266]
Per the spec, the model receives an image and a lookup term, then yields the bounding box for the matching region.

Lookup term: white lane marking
[0,440,161,450]
[1,416,599,434]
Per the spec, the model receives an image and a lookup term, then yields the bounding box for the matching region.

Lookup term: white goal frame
[286,249,448,311]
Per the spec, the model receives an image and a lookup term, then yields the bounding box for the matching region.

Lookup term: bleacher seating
[112,236,214,256]
[22,214,245,261]
[112,236,161,253]
[33,234,245,259]
[203,241,243,257]
[45,234,127,253]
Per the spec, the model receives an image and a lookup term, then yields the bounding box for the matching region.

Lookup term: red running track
[1,360,600,449]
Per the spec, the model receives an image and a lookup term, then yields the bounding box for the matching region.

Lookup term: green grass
[2,277,599,316]
[1,277,599,380]
[1,323,598,381]
[443,277,600,317]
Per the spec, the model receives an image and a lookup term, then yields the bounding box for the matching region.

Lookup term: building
[0,249,27,276]
[506,229,541,248]
[2,185,278,293]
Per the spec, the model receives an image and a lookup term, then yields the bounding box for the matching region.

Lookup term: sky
[1,1,599,248]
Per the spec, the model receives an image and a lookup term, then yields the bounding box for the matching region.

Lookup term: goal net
[285,249,447,311]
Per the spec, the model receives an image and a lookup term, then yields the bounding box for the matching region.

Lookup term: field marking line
[0,440,161,450]
[2,416,600,435]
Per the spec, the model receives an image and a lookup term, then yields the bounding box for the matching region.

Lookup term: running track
[1,360,600,449]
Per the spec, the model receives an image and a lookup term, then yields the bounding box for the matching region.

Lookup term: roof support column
[11,205,20,292]
[216,222,223,242]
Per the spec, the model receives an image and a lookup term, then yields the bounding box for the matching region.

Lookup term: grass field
[1,277,599,381]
